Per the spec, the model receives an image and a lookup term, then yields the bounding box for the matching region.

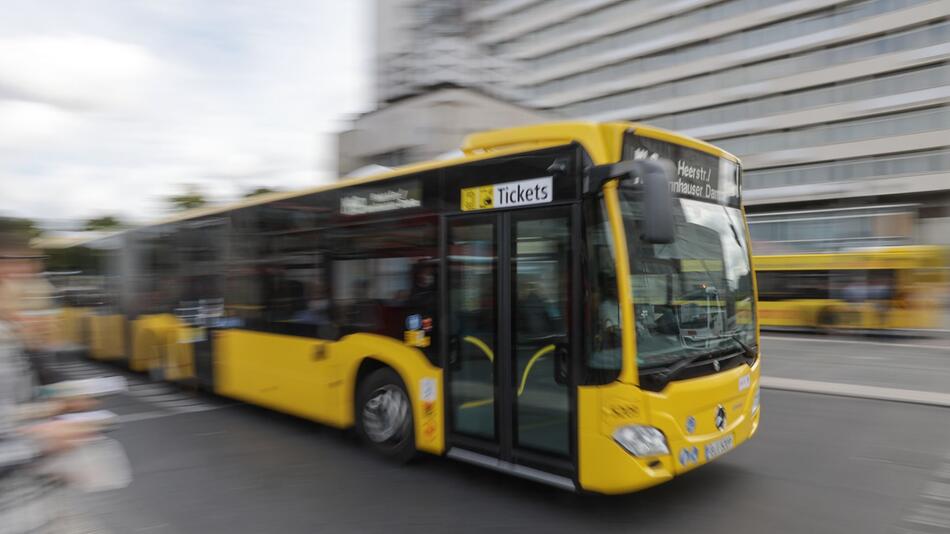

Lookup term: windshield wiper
[710,331,758,364]
[727,332,758,362]
[644,349,717,388]
[683,331,758,363]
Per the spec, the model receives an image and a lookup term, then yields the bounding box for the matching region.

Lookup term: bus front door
[445,206,576,481]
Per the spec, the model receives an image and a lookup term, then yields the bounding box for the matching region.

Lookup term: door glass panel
[512,215,570,455]
[448,221,497,440]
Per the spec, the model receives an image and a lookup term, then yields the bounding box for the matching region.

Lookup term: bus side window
[757,270,830,301]
[227,205,332,338]
[329,216,439,363]
[582,196,622,385]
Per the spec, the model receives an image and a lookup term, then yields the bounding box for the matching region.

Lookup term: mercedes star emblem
[714,405,727,431]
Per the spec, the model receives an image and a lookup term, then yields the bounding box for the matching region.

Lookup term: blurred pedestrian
[0,226,64,385]
[0,229,100,533]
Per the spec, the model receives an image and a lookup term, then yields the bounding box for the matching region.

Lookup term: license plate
[704,434,734,461]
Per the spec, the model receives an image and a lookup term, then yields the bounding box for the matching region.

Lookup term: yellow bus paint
[87,314,127,361]
[214,330,445,454]
[577,382,671,494]
[130,314,179,372]
[601,180,638,386]
[460,185,494,211]
[57,307,90,347]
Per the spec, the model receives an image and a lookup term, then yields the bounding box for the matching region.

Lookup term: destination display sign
[340,181,422,216]
[624,135,740,207]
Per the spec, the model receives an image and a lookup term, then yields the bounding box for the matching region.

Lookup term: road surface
[50,334,950,533]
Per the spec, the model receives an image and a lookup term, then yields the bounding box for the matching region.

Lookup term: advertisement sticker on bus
[739,374,751,392]
[420,378,437,402]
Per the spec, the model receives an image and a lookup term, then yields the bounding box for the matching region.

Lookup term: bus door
[445,205,577,481]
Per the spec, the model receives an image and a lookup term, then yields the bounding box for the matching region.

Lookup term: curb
[761,376,950,408]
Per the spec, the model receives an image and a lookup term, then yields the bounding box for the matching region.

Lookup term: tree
[168,185,207,211]
[243,187,277,199]
[83,216,123,232]
[0,216,42,239]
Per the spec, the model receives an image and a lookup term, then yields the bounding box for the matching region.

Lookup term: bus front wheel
[355,367,415,463]
[816,307,838,335]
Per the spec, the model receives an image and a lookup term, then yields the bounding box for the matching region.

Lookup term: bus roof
[53,121,739,247]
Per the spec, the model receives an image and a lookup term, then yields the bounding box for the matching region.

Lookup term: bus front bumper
[577,365,761,494]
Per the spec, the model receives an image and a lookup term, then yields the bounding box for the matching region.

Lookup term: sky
[0,0,372,227]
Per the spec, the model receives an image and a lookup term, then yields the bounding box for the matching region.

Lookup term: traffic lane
[84,389,950,534]
[761,334,950,393]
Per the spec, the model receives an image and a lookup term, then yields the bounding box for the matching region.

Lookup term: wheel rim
[362,384,409,444]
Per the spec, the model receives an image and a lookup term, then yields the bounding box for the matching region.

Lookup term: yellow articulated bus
[57,122,760,494]
[755,246,948,333]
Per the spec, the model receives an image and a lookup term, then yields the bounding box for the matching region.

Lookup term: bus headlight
[612,425,669,457]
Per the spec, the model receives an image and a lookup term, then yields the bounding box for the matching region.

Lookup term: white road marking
[761,376,950,407]
[896,454,950,532]
[924,481,950,503]
[47,359,230,419]
[132,392,192,402]
[169,404,223,413]
[762,335,950,352]
[115,411,170,424]
[129,385,176,396]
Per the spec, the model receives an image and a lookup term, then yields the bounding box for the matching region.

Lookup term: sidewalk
[760,333,950,400]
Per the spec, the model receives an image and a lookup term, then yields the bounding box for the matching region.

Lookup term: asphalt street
[761,333,950,394]
[51,334,950,534]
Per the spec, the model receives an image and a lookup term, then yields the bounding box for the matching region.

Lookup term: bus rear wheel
[356,368,415,463]
[816,307,838,335]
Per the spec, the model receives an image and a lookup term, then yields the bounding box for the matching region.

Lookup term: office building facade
[360,0,948,251]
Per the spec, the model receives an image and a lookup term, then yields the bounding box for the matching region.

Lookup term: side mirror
[639,159,676,244]
[587,158,676,244]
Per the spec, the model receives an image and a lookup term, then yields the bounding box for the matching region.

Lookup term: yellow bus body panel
[461,121,739,166]
[214,330,445,455]
[57,307,90,347]
[166,327,197,381]
[130,314,179,372]
[759,299,940,330]
[754,245,947,271]
[577,382,671,493]
[87,314,126,361]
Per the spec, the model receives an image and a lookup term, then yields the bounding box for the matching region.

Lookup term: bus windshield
[619,182,756,371]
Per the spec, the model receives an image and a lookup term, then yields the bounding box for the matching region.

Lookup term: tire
[816,308,837,336]
[355,367,415,463]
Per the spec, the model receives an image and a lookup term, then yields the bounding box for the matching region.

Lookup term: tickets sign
[461,176,553,212]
